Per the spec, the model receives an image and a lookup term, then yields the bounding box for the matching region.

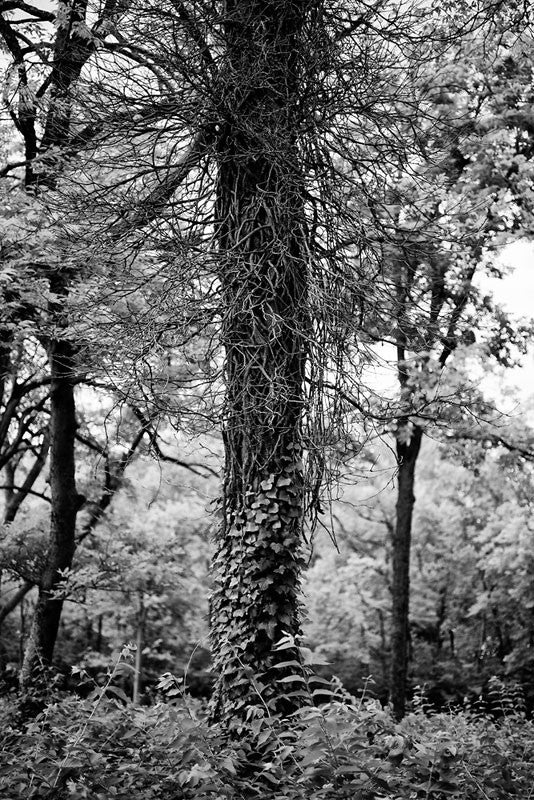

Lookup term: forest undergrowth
[1,646,533,800]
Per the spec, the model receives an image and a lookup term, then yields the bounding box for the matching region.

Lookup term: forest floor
[1,673,533,799]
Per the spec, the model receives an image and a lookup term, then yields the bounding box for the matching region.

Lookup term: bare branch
[172,1,216,72]
[77,424,147,543]
[3,430,50,522]
[0,159,27,178]
[0,484,50,505]
[75,432,108,458]
[0,580,34,626]
[130,406,218,477]
[110,129,213,235]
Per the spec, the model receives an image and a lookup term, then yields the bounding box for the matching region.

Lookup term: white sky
[485,239,534,406]
[490,240,534,317]
[363,239,534,407]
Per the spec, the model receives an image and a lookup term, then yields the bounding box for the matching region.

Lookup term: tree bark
[209,0,312,722]
[133,594,145,705]
[20,338,80,688]
[390,423,422,719]
[12,0,97,691]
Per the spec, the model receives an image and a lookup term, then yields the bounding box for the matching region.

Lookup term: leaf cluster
[1,665,534,799]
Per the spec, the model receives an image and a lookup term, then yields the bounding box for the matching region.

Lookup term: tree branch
[172,1,216,72]
[77,424,148,543]
[0,580,34,626]
[75,432,108,458]
[0,159,28,178]
[130,406,218,477]
[3,430,50,522]
[110,128,213,235]
[0,484,50,504]
[447,428,534,462]
[438,260,478,367]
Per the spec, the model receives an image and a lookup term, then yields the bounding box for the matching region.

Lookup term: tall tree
[65,0,442,722]
[2,0,462,718]
[208,0,313,721]
[0,0,133,687]
[368,8,534,717]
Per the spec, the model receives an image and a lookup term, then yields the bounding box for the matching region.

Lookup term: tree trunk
[1,1,95,692]
[133,595,145,705]
[20,338,80,689]
[390,423,422,720]
[209,0,312,722]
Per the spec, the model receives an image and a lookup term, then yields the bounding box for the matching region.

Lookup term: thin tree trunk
[96,614,103,652]
[20,338,80,688]
[0,437,49,660]
[209,0,312,722]
[1,1,98,692]
[19,597,26,664]
[390,423,422,720]
[0,582,34,673]
[3,463,15,510]
[377,608,388,692]
[133,594,145,705]
[0,463,13,608]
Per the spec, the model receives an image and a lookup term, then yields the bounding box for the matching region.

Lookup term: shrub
[1,655,533,799]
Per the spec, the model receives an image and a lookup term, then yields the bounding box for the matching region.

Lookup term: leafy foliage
[0,0,533,774]
[304,437,534,707]
[1,654,534,800]
[210,459,307,721]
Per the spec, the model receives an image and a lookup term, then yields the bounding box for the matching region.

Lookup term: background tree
[348,7,534,718]
[0,0,114,687]
[303,426,534,708]
[0,0,211,690]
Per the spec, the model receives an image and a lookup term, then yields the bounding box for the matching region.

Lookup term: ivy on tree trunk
[209,0,314,722]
